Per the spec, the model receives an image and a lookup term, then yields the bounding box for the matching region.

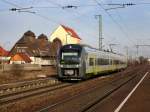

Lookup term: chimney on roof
[23,30,36,42]
[24,30,36,37]
[38,34,48,40]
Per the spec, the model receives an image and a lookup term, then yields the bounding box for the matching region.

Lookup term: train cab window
[61,52,80,64]
[89,58,94,66]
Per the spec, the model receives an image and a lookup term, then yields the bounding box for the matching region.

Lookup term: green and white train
[57,44,127,80]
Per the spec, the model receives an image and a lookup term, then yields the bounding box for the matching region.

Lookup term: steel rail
[0,77,59,96]
[0,82,73,105]
[80,67,148,112]
[37,66,144,112]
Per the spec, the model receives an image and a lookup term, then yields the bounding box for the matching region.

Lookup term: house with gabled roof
[10,53,32,64]
[9,31,56,65]
[0,46,9,56]
[0,46,9,64]
[49,25,81,45]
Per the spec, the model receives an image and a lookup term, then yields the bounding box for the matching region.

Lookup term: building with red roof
[49,25,81,45]
[10,53,32,64]
[9,31,57,65]
[0,46,9,64]
[0,46,9,56]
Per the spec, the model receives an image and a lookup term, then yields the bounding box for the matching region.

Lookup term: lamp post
[124,46,129,65]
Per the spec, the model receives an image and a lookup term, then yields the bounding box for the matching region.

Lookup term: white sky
[0,0,150,58]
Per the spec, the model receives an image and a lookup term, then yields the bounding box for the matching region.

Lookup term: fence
[0,64,42,71]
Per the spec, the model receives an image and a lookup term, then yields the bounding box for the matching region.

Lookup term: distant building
[49,25,81,45]
[0,46,9,64]
[9,31,56,65]
[10,53,32,64]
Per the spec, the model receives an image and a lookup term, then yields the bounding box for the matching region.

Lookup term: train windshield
[60,51,80,64]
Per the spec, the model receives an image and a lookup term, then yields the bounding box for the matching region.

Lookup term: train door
[93,55,97,75]
[89,58,94,74]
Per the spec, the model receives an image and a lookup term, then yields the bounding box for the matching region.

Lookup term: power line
[32,13,59,25]
[105,3,135,10]
[31,4,98,9]
[93,0,136,46]
[114,10,133,41]
[9,7,36,13]
[1,0,98,47]
[1,0,139,49]
[135,2,150,5]
[1,0,60,25]
[46,0,102,48]
[1,0,21,8]
[47,0,131,49]
[0,8,9,12]
[135,44,150,58]
[107,3,135,6]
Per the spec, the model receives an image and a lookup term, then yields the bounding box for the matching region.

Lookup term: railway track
[0,77,73,105]
[37,66,148,112]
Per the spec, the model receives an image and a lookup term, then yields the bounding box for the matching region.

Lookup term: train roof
[61,44,125,57]
[81,44,124,56]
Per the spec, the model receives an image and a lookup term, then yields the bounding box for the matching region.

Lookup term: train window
[120,61,125,64]
[109,59,113,65]
[60,52,80,64]
[89,58,94,66]
[62,52,78,59]
[98,58,101,65]
[114,60,120,64]
[95,58,98,65]
[97,58,109,65]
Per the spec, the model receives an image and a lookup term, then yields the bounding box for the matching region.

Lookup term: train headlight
[76,64,81,67]
[58,64,63,67]
[76,65,79,67]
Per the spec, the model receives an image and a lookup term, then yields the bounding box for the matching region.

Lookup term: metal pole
[125,46,129,65]
[95,15,103,50]
[136,45,139,59]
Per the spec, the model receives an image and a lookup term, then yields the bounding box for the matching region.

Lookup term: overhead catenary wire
[33,0,137,50]
[0,0,60,25]
[1,0,22,8]
[1,0,130,49]
[114,10,137,45]
[135,2,150,5]
[106,1,150,53]
[1,0,144,50]
[31,4,98,9]
[1,0,98,48]
[0,8,9,12]
[45,0,102,48]
[93,0,136,46]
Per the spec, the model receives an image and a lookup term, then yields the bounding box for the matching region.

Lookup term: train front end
[57,44,84,80]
